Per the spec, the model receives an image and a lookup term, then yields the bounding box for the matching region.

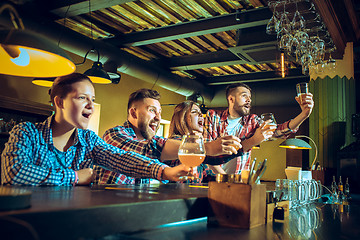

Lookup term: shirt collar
[39,115,54,146]
[73,128,84,147]
[123,120,138,137]
[221,109,230,123]
[40,115,83,147]
[224,109,249,125]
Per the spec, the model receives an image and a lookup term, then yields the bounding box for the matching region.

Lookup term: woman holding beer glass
[167,101,240,182]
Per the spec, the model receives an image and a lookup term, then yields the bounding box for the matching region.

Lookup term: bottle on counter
[344,177,350,199]
[338,176,344,202]
[331,175,338,202]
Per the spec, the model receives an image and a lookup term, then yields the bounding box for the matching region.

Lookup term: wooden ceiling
[3,0,360,90]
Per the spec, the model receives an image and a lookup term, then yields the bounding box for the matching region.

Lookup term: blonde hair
[169,100,199,136]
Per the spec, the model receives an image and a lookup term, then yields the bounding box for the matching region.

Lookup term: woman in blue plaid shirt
[1,73,189,186]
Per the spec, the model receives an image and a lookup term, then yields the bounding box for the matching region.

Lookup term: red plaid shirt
[93,121,166,184]
[203,109,296,174]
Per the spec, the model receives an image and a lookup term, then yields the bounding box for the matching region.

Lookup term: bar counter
[0,183,359,240]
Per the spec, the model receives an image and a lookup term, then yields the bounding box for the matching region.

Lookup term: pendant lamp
[32,77,55,87]
[77,48,111,84]
[84,61,111,84]
[0,3,76,78]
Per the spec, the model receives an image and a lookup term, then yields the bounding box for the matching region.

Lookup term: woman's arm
[92,134,188,181]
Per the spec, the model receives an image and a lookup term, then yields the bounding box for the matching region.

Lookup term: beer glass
[260,113,277,141]
[178,135,206,181]
[296,82,308,104]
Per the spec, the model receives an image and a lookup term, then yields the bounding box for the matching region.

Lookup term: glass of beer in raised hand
[178,134,206,182]
[260,113,277,141]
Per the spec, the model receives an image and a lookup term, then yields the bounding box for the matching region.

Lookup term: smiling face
[132,98,161,140]
[187,104,204,134]
[58,80,95,130]
[229,86,252,117]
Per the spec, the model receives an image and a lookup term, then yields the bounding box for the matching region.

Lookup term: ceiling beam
[50,0,136,18]
[104,7,273,47]
[206,68,307,85]
[343,0,360,41]
[164,27,278,71]
[166,50,241,71]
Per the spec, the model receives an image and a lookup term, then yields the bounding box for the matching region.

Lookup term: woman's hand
[205,135,242,156]
[76,168,93,185]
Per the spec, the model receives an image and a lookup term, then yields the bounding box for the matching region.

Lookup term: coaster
[0,187,32,211]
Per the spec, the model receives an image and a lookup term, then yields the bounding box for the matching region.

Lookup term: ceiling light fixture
[0,3,75,78]
[275,51,288,78]
[32,77,55,87]
[187,92,208,114]
[78,48,111,84]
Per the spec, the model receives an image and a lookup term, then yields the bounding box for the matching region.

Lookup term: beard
[138,118,159,140]
[233,104,251,116]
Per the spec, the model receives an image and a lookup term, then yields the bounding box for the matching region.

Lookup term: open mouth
[149,122,158,132]
[198,120,204,127]
[244,104,251,110]
[82,113,91,119]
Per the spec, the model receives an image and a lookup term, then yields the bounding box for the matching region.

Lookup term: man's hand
[205,135,242,156]
[254,119,277,143]
[76,168,93,185]
[295,93,314,118]
[162,165,191,181]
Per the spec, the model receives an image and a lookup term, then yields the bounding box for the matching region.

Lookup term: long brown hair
[169,100,198,136]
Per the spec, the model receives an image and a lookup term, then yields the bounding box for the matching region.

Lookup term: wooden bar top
[0,183,209,240]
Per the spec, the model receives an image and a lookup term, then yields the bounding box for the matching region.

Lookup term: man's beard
[233,104,250,116]
[138,120,159,140]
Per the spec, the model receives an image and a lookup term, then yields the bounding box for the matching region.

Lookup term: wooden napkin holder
[207,182,266,229]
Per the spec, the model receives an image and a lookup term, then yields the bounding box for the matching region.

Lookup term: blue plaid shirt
[1,116,167,186]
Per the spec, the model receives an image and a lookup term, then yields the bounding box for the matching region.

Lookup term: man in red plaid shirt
[93,89,242,184]
[203,82,314,174]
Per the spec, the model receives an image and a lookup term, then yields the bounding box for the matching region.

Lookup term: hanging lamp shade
[279,138,311,149]
[32,77,55,87]
[84,61,111,84]
[0,29,76,77]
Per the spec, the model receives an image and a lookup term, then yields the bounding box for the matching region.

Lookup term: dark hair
[225,83,252,100]
[169,100,198,136]
[49,73,92,106]
[127,88,161,110]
